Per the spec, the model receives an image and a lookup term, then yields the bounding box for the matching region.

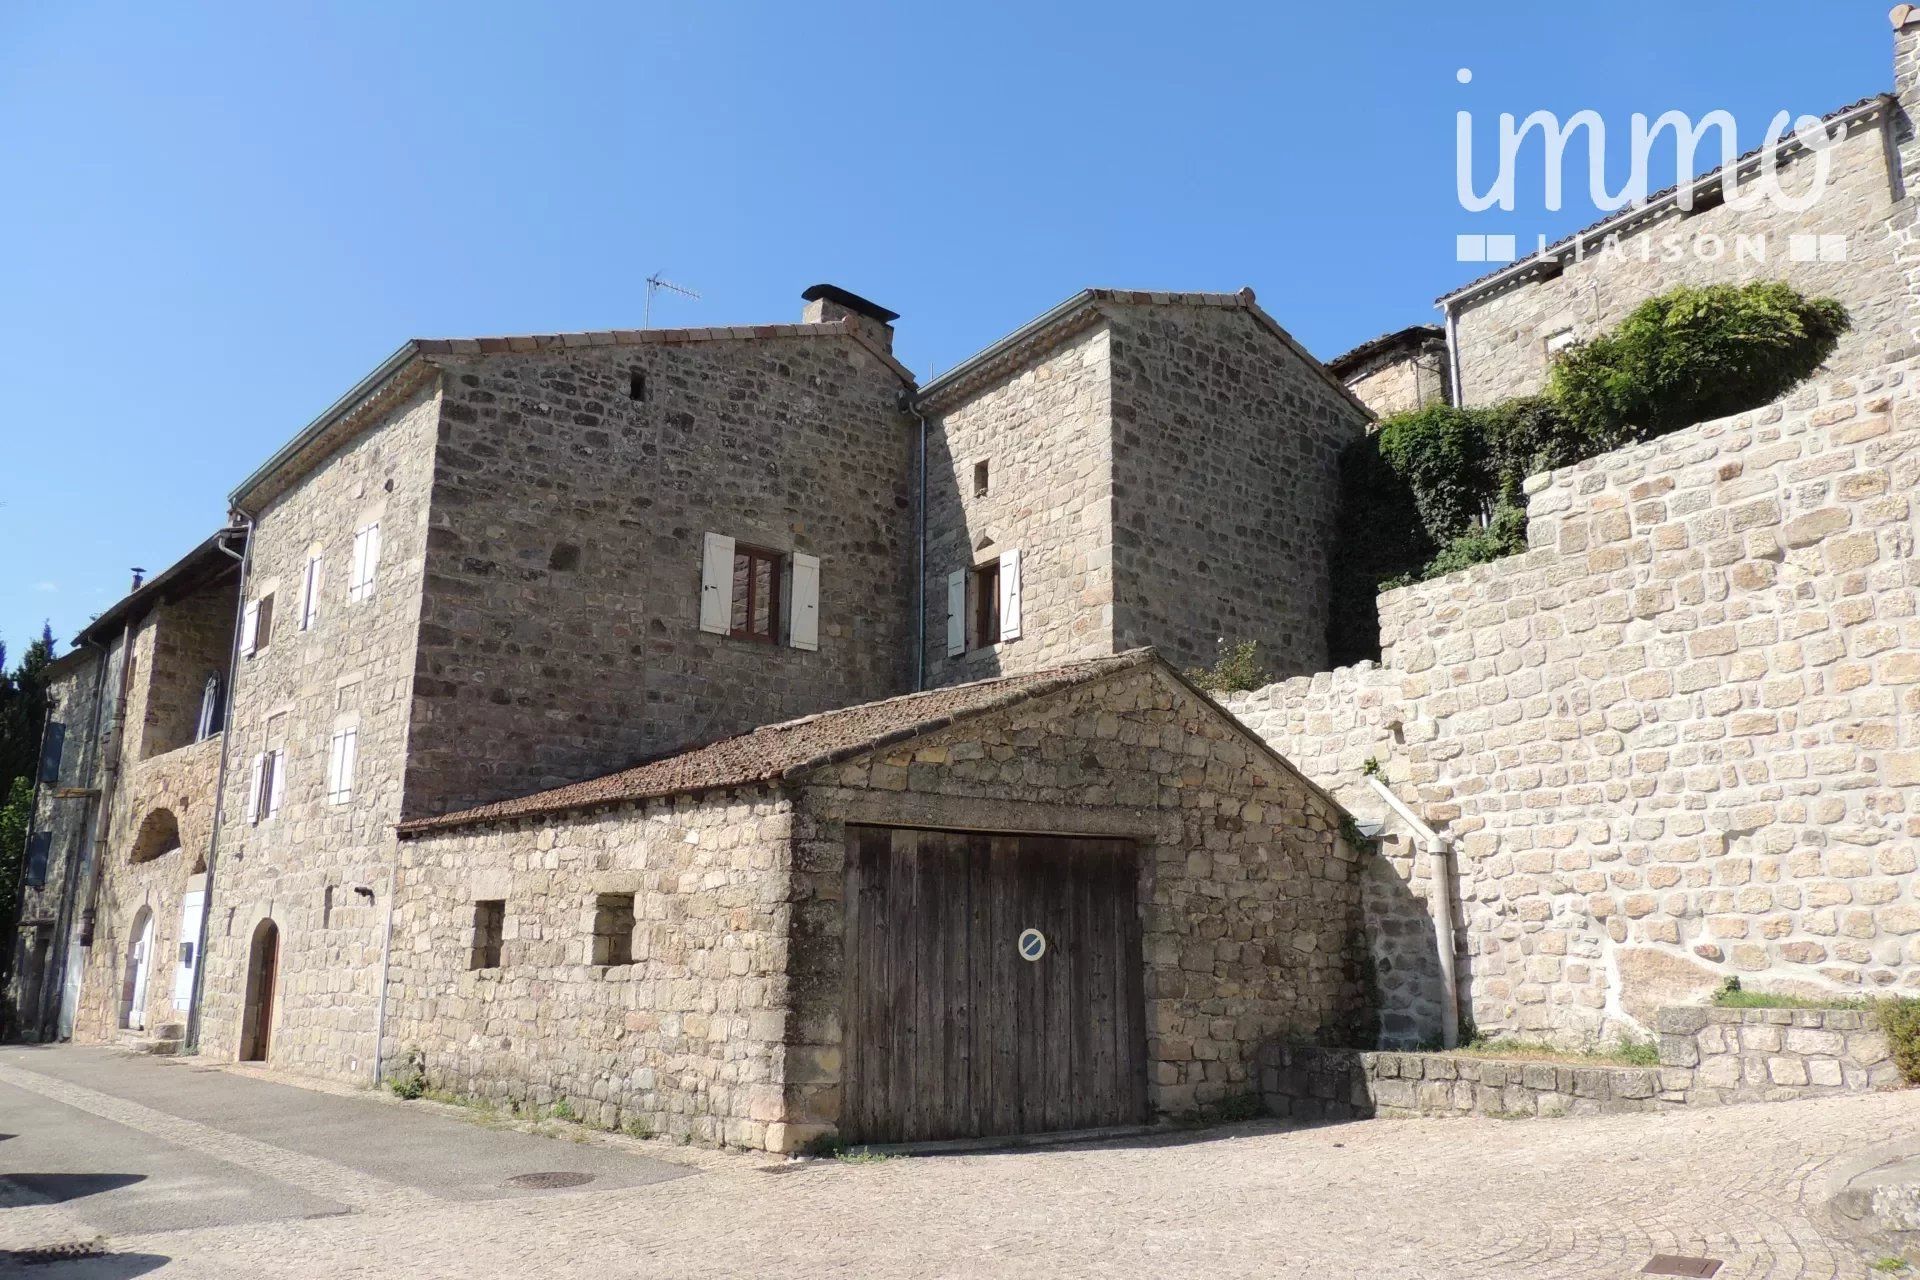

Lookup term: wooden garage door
[841,825,1148,1144]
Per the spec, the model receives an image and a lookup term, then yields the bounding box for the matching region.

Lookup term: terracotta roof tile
[397,649,1158,837]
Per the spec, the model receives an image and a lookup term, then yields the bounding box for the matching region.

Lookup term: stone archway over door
[240,919,280,1061]
[120,907,155,1031]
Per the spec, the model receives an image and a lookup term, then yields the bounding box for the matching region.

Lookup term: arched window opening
[129,809,183,864]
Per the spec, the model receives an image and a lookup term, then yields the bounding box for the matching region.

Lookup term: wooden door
[842,826,1147,1144]
[241,920,279,1061]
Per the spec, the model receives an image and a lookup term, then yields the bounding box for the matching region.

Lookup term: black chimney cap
[801,283,899,324]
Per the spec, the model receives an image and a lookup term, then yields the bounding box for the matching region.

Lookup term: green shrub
[386,1047,427,1100]
[1877,998,1920,1085]
[1549,282,1849,444]
[1325,281,1850,659]
[1184,639,1272,694]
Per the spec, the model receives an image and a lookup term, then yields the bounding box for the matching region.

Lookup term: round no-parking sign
[1017,928,1047,962]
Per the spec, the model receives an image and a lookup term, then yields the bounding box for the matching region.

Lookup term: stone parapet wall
[1655,1005,1898,1102]
[1262,1004,1901,1121]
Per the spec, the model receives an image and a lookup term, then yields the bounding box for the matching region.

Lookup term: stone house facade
[1325,326,1451,420]
[918,289,1370,688]
[1441,56,1918,408]
[385,652,1366,1152]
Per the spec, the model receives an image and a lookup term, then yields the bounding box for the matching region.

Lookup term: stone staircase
[116,1020,186,1056]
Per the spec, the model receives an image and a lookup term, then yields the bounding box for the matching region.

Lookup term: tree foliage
[1327,282,1850,663]
[1549,282,1850,444]
[1184,639,1273,695]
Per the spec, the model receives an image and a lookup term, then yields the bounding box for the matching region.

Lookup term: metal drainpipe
[912,404,928,692]
[184,515,252,1053]
[1366,776,1461,1048]
[1442,301,1464,408]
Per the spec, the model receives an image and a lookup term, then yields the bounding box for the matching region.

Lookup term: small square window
[471,900,505,970]
[1543,328,1576,359]
[592,893,636,967]
[972,559,1001,649]
[973,459,990,497]
[729,546,783,644]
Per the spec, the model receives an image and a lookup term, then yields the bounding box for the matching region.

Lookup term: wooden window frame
[972,559,1001,649]
[729,545,784,645]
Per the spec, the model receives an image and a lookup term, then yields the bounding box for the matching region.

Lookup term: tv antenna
[644,272,701,328]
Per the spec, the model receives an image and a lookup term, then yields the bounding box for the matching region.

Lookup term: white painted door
[126,914,155,1031]
[173,889,204,1012]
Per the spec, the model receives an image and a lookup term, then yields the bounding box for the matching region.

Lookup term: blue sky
[0,1,1893,654]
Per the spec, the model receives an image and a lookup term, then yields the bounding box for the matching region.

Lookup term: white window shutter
[267,749,286,818]
[365,523,381,590]
[301,556,322,630]
[245,753,263,824]
[946,570,967,656]
[699,533,735,634]
[999,549,1022,642]
[789,552,820,652]
[325,732,344,801]
[240,600,260,656]
[340,730,357,801]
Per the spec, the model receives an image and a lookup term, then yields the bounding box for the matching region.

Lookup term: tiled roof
[1436,93,1891,307]
[397,650,1159,837]
[1325,325,1445,378]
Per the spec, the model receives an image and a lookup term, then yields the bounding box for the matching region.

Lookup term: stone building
[1325,326,1450,419]
[7,534,242,1047]
[1440,51,1918,407]
[385,650,1365,1151]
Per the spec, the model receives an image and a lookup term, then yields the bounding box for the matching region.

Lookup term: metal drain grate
[503,1171,595,1190]
[6,1240,108,1267]
[1643,1256,1722,1278]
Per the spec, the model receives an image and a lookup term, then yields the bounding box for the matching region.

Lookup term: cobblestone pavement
[2,1047,1916,1279]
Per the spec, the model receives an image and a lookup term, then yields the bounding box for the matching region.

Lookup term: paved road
[1,1044,1915,1278]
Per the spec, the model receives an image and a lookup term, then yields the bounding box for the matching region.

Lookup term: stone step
[116,1025,185,1056]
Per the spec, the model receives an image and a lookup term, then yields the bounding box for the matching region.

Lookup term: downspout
[371,859,396,1086]
[1366,777,1461,1048]
[912,404,928,692]
[1441,300,1464,407]
[184,515,253,1053]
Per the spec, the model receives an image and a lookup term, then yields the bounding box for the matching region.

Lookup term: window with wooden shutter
[699,532,735,634]
[325,728,357,805]
[946,570,966,656]
[240,600,260,656]
[301,553,323,630]
[789,552,820,652]
[252,593,275,654]
[245,753,264,824]
[349,522,381,603]
[998,548,1022,642]
[266,748,286,818]
[972,560,1001,648]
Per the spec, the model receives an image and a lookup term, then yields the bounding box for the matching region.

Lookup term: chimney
[800,283,899,353]
[130,567,147,591]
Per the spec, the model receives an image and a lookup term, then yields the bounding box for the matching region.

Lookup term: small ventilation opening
[973,459,990,497]
[628,370,648,401]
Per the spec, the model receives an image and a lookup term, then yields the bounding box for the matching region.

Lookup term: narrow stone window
[973,459,990,497]
[323,885,335,929]
[592,893,636,967]
[471,900,505,970]
[628,370,648,401]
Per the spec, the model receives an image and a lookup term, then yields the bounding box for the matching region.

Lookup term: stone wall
[785,663,1369,1141]
[413,331,915,817]
[1656,1005,1898,1100]
[6,651,104,1041]
[1233,360,1920,1048]
[922,323,1117,687]
[1107,302,1369,677]
[196,383,443,1079]
[135,572,238,760]
[384,794,796,1148]
[1451,112,1913,408]
[1224,665,1455,1047]
[1340,341,1450,420]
